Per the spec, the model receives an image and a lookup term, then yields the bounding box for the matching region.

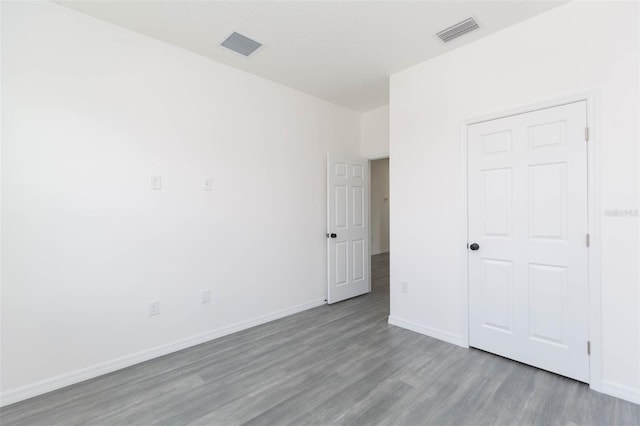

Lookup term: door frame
[458,90,602,392]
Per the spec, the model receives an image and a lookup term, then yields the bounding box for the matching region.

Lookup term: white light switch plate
[150,176,162,190]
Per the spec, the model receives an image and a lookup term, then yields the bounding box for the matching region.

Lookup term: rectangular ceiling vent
[221,32,262,57]
[437,17,479,43]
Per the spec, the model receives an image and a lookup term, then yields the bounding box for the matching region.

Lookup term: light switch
[150,176,162,190]
[201,288,211,304]
[202,178,213,191]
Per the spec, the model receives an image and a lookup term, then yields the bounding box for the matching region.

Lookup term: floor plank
[2,253,639,425]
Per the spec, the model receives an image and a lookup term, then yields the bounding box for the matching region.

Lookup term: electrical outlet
[150,176,162,190]
[202,178,213,191]
[148,300,160,316]
[400,281,409,294]
[201,288,211,304]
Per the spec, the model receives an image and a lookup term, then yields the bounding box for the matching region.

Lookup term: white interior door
[468,101,589,382]
[327,156,370,304]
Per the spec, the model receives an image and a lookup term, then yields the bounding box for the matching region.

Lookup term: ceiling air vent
[436,17,479,43]
[221,32,262,57]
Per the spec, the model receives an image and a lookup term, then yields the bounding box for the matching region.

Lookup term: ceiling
[57,1,566,112]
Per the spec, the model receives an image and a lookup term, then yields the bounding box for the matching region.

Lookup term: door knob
[469,243,480,251]
[326,233,337,238]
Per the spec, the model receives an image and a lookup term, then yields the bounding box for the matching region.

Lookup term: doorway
[325,155,389,305]
[370,158,389,257]
[370,157,390,302]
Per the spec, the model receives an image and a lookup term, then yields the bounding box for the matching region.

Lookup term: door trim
[459,90,602,392]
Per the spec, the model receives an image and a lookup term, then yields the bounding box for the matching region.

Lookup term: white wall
[370,158,389,255]
[390,1,639,403]
[1,1,360,403]
[361,105,389,158]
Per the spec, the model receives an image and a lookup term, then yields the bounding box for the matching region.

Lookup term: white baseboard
[601,380,640,405]
[0,298,326,407]
[388,316,464,347]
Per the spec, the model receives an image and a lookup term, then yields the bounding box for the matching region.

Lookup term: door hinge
[586,233,590,247]
[585,127,589,142]
[587,341,591,355]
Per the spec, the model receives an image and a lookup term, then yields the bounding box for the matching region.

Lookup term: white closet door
[468,101,589,382]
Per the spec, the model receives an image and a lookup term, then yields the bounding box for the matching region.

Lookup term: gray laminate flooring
[2,253,639,425]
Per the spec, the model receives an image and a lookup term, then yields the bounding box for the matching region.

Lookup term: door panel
[352,186,365,227]
[528,162,567,240]
[528,263,567,345]
[481,258,513,333]
[327,156,370,304]
[482,168,512,237]
[468,101,589,382]
[335,241,348,285]
[335,185,347,228]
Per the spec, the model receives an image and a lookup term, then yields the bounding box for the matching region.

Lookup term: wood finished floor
[2,253,639,425]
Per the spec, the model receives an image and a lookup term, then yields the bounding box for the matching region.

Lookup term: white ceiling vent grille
[221,32,262,57]
[436,17,479,42]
